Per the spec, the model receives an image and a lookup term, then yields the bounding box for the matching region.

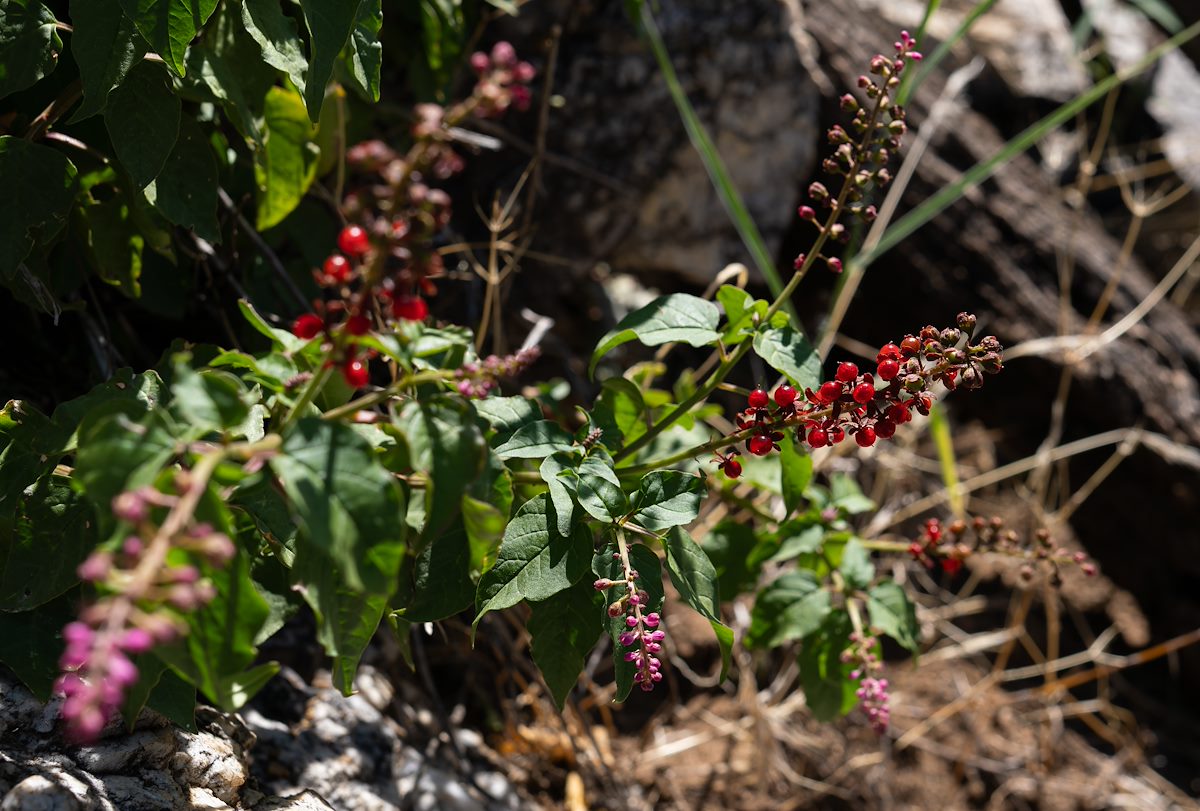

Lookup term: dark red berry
[835,362,858,383]
[392,295,429,321]
[875,419,897,439]
[855,426,876,447]
[748,434,774,456]
[338,224,371,257]
[900,336,921,355]
[941,558,962,576]
[886,403,909,424]
[323,254,351,282]
[722,459,743,479]
[808,428,828,448]
[292,313,324,340]
[852,382,875,404]
[877,359,900,381]
[343,358,369,388]
[345,314,371,336]
[818,381,842,404]
[828,425,845,444]
[748,388,769,409]
[773,384,796,407]
[877,343,902,362]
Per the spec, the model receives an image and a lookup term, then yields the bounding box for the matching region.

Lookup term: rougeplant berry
[292,313,324,340]
[342,357,370,389]
[323,254,351,283]
[748,388,769,409]
[774,384,797,407]
[393,295,429,322]
[337,224,371,257]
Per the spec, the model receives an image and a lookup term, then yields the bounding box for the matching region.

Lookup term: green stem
[321,370,454,422]
[279,365,334,432]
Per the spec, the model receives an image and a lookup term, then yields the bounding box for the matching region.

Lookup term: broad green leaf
[0,401,57,538]
[746,571,830,649]
[80,196,144,297]
[539,452,578,537]
[0,476,95,612]
[474,494,591,627]
[462,494,506,573]
[396,520,474,622]
[104,60,180,188]
[74,405,181,520]
[798,612,857,721]
[143,667,197,730]
[300,0,362,121]
[69,0,146,120]
[145,117,220,242]
[561,459,627,524]
[630,470,705,531]
[0,137,79,278]
[293,541,388,694]
[830,474,874,515]
[0,590,75,700]
[752,324,820,392]
[591,377,646,450]
[154,545,271,710]
[493,420,575,460]
[272,418,406,594]
[255,86,319,230]
[49,369,165,455]
[242,0,308,95]
[237,299,309,354]
[589,294,720,376]
[716,284,765,342]
[473,396,541,437]
[839,537,874,590]
[169,357,251,434]
[121,654,171,728]
[395,395,486,543]
[702,520,758,598]
[766,523,823,563]
[341,0,382,102]
[663,527,732,680]
[593,541,663,701]
[779,434,812,518]
[117,0,219,77]
[0,0,61,99]
[867,580,920,654]
[528,578,602,710]
[185,2,276,144]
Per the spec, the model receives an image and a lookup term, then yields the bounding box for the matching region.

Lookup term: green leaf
[242,0,308,95]
[153,545,271,710]
[121,654,195,729]
[300,0,362,121]
[591,377,646,450]
[80,196,144,297]
[593,541,663,701]
[0,476,95,612]
[169,357,251,434]
[765,523,823,564]
[145,117,220,242]
[0,401,57,540]
[562,461,628,524]
[104,59,181,188]
[663,527,732,680]
[538,452,578,538]
[48,369,165,455]
[867,580,920,654]
[73,405,180,519]
[589,294,720,377]
[293,540,387,694]
[839,537,874,590]
[474,494,591,627]
[716,284,765,342]
[69,0,146,121]
[0,136,79,278]
[237,299,309,354]
[185,2,276,145]
[396,520,475,622]
[473,396,541,437]
[928,404,963,517]
[630,470,705,531]
[0,590,75,700]
[117,0,218,77]
[461,494,506,573]
[0,0,61,99]
[341,0,381,102]
[254,85,320,229]
[830,474,874,515]
[779,434,812,519]
[746,571,830,649]
[701,520,758,598]
[272,418,406,594]
[798,612,857,721]
[528,578,602,710]
[752,324,820,393]
[493,420,575,460]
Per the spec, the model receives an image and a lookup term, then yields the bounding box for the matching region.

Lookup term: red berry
[818,381,842,404]
[808,428,828,448]
[342,358,369,388]
[900,336,921,356]
[392,295,429,321]
[345,314,371,336]
[852,382,875,404]
[886,402,909,424]
[292,313,324,340]
[941,558,962,576]
[877,342,902,361]
[722,459,743,479]
[773,384,797,407]
[875,419,897,439]
[338,224,371,257]
[748,434,774,456]
[877,359,900,381]
[748,388,769,409]
[323,254,351,282]
[855,426,876,447]
[835,362,858,383]
[828,425,845,444]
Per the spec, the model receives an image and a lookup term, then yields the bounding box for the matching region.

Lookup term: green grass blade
[637,5,796,321]
[861,18,1200,270]
[897,0,998,106]
[927,404,964,517]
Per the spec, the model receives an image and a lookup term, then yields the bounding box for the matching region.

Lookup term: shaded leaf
[663,527,732,680]
[839,537,874,590]
[300,0,362,120]
[186,2,276,144]
[80,196,144,297]
[117,0,218,77]
[0,590,75,700]
[528,578,602,710]
[397,520,475,623]
[590,294,720,376]
[779,434,812,519]
[746,571,830,649]
[104,59,180,188]
[0,136,79,278]
[593,541,663,701]
[145,117,220,242]
[0,0,61,98]
[0,476,95,612]
[867,580,920,654]
[242,0,307,95]
[341,0,382,102]
[798,612,857,721]
[69,0,145,121]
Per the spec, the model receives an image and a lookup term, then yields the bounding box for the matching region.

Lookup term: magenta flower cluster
[454,347,541,399]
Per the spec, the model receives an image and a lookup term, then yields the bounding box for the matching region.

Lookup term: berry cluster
[716,314,1002,474]
[595,552,667,692]
[794,31,921,275]
[907,516,1098,581]
[57,484,237,742]
[289,44,536,390]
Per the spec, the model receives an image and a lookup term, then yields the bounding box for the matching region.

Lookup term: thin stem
[279,365,333,432]
[320,369,454,421]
